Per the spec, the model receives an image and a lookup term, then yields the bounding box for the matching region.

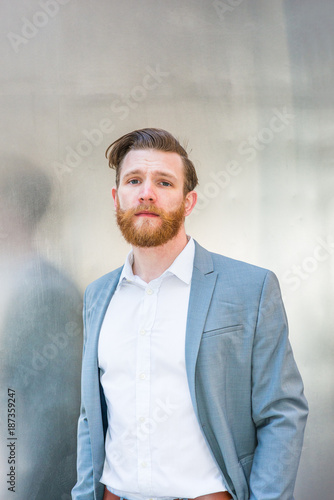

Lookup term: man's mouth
[135,211,159,217]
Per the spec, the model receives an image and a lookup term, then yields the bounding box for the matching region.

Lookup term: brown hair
[105,128,198,194]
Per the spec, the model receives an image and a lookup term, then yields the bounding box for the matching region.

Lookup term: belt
[103,489,233,500]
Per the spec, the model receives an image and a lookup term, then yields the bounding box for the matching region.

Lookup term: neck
[132,228,189,283]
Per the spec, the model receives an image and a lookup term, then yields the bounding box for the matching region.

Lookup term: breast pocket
[202,324,243,339]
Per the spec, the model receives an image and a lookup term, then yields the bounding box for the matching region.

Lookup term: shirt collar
[118,237,195,287]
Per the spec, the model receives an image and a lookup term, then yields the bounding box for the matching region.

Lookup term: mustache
[118,204,166,217]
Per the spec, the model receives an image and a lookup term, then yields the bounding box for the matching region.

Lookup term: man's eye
[160,181,171,187]
[128,179,140,184]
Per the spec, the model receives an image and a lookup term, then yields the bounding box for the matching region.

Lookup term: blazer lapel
[83,269,122,426]
[87,272,122,343]
[185,241,217,417]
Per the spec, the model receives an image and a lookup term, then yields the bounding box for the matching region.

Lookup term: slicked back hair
[105,128,198,195]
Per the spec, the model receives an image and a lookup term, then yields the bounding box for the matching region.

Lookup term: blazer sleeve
[72,291,95,500]
[249,271,308,500]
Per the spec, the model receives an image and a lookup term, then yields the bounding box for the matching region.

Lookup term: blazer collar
[193,239,215,274]
[86,239,207,338]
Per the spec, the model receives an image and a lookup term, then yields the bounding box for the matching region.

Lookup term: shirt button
[140,329,146,336]
[139,416,145,423]
[139,373,146,380]
[141,461,147,468]
[146,288,153,295]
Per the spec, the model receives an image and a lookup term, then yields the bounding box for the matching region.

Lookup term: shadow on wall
[0,157,83,500]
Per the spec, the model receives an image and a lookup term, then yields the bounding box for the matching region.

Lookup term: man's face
[112,149,197,247]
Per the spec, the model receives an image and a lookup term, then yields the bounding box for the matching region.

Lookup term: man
[72,128,308,500]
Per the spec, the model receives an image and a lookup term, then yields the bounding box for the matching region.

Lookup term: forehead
[120,149,184,178]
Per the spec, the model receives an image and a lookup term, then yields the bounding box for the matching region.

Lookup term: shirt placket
[136,281,159,494]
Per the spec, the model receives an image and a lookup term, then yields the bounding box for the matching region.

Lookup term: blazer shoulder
[194,240,276,287]
[211,251,270,276]
[207,249,281,301]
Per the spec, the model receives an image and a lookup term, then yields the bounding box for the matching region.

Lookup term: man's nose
[139,180,156,203]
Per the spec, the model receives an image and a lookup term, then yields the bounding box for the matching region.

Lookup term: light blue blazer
[72,241,308,500]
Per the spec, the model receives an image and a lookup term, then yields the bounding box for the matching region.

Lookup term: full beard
[115,199,186,248]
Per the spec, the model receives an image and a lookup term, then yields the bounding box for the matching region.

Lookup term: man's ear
[111,187,118,209]
[184,190,197,217]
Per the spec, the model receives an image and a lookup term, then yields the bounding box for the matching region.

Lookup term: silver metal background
[0,1,333,499]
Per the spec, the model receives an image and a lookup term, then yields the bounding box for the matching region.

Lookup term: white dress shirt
[98,237,226,500]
